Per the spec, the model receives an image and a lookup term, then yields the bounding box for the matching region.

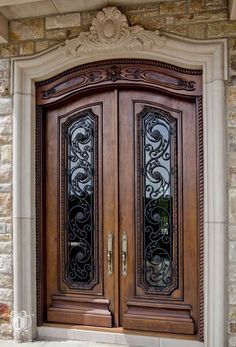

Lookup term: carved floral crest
[63,7,166,57]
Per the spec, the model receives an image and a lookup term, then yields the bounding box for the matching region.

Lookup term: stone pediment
[62,6,166,57]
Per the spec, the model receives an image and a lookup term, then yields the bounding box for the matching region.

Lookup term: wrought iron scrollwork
[138,106,177,293]
[64,110,98,288]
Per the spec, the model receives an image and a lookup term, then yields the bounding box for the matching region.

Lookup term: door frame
[35,64,203,337]
[11,7,227,347]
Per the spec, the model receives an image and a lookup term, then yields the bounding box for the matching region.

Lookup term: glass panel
[65,111,97,288]
[138,107,177,293]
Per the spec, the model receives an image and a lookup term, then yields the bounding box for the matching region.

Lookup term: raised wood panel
[48,295,112,327]
[124,300,194,334]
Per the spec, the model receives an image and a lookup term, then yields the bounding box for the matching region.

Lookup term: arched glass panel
[64,110,98,289]
[138,106,178,294]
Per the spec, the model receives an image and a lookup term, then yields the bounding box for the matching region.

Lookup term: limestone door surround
[11,7,227,347]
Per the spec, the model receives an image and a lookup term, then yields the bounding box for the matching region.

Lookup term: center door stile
[106,88,120,327]
[118,90,136,326]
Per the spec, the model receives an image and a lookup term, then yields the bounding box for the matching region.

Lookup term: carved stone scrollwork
[62,7,166,57]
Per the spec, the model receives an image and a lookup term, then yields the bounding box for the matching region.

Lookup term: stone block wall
[0,0,235,345]
[0,58,12,338]
[0,0,232,58]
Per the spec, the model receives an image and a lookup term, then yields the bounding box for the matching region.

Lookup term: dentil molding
[62,7,166,57]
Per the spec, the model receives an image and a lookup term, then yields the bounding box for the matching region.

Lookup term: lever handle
[122,232,127,276]
[107,233,113,275]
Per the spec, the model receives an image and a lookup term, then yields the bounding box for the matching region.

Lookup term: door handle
[107,233,113,276]
[122,232,128,276]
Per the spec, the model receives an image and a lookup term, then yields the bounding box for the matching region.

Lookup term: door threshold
[37,324,203,347]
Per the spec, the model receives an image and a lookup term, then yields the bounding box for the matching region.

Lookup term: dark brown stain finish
[36,59,203,341]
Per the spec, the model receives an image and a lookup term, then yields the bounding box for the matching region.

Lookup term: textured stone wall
[0,0,232,58]
[0,58,12,338]
[0,0,235,344]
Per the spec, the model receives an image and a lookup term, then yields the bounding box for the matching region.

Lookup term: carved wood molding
[36,105,43,326]
[36,60,202,88]
[198,96,204,342]
[61,7,166,58]
[40,65,197,100]
[36,59,202,106]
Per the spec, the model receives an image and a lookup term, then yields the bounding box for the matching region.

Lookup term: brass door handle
[122,232,127,276]
[107,233,113,275]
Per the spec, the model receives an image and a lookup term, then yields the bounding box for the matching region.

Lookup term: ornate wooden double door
[36,60,203,340]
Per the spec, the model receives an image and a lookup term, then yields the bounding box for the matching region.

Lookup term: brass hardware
[122,232,128,276]
[107,233,113,275]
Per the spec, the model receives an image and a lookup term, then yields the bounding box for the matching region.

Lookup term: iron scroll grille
[138,106,178,294]
[64,110,98,289]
